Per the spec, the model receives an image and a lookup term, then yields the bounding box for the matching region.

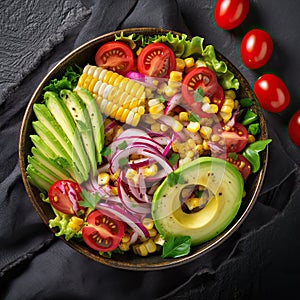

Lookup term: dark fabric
[1,0,300,299]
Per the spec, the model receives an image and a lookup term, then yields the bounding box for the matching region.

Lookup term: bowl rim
[18,27,269,271]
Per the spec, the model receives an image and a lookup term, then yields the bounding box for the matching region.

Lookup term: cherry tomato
[288,110,300,146]
[240,29,273,69]
[48,180,84,215]
[214,0,250,30]
[219,153,252,179]
[82,210,125,252]
[95,41,134,75]
[182,67,224,117]
[254,74,290,113]
[212,122,248,153]
[137,42,176,78]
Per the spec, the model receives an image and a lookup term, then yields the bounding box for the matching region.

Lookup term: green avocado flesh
[151,157,244,246]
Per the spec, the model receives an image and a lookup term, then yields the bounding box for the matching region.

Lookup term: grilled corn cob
[76,65,147,126]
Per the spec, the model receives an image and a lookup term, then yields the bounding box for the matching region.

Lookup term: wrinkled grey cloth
[1,0,300,299]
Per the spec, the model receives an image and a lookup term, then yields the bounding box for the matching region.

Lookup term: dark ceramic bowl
[19,28,268,271]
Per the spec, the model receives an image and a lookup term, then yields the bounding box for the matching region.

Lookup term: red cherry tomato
[240,29,273,69]
[212,122,248,153]
[137,43,176,78]
[254,74,290,113]
[82,210,125,252]
[288,110,300,146]
[48,180,83,215]
[95,41,134,75]
[219,153,252,179]
[182,67,224,117]
[214,0,250,30]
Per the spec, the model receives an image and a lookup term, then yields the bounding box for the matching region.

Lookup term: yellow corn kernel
[248,134,256,144]
[219,111,232,123]
[202,139,210,150]
[176,58,185,71]
[120,108,130,123]
[171,141,179,152]
[149,103,165,115]
[224,89,236,100]
[202,96,211,104]
[211,134,220,142]
[115,107,124,120]
[103,101,113,116]
[160,123,169,132]
[157,82,168,94]
[179,111,189,122]
[172,119,184,132]
[143,114,156,124]
[143,239,157,253]
[98,172,110,185]
[187,138,197,149]
[164,86,178,97]
[196,144,204,154]
[200,126,212,140]
[110,186,118,196]
[142,164,158,177]
[119,242,130,251]
[167,80,182,89]
[202,102,218,114]
[125,168,139,185]
[184,57,195,68]
[68,216,83,231]
[136,47,143,56]
[148,98,160,107]
[102,70,114,84]
[110,169,120,182]
[169,71,183,82]
[220,105,233,114]
[185,197,200,211]
[142,218,154,230]
[223,98,235,109]
[128,98,139,109]
[187,121,200,133]
[154,234,165,246]
[148,228,157,238]
[151,122,161,132]
[131,113,141,127]
[135,244,148,256]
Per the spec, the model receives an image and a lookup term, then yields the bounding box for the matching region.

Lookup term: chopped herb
[78,189,101,209]
[248,123,261,135]
[168,153,180,166]
[188,112,201,122]
[194,87,204,102]
[101,147,112,156]
[239,98,253,108]
[161,235,192,258]
[117,141,128,150]
[194,189,204,198]
[118,157,129,167]
[242,109,258,126]
[167,172,185,187]
[158,95,166,103]
[228,152,238,160]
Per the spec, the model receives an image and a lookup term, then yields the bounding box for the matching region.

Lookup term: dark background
[1,1,300,299]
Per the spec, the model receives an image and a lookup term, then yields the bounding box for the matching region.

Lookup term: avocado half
[151,157,244,246]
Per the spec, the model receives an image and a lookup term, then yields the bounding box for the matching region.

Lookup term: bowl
[19,28,268,271]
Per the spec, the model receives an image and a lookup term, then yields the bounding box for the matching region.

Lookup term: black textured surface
[1,0,300,299]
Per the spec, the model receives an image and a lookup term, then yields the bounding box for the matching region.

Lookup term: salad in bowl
[19,28,270,270]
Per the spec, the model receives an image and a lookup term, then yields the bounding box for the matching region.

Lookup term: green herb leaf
[118,141,128,150]
[242,139,272,173]
[188,112,201,122]
[228,152,238,160]
[239,98,253,108]
[118,157,129,167]
[194,189,204,198]
[241,109,258,126]
[168,153,179,166]
[161,235,192,258]
[101,147,112,156]
[194,88,204,102]
[248,123,261,135]
[167,172,185,187]
[78,189,101,209]
[158,95,166,103]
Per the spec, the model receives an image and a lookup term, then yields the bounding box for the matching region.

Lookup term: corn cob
[76,65,147,126]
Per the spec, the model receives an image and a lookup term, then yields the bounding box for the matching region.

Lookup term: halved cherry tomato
[95,41,134,75]
[288,110,300,146]
[82,210,125,252]
[212,122,248,152]
[48,180,84,215]
[137,42,176,78]
[219,153,252,179]
[240,29,273,69]
[254,74,290,113]
[214,0,250,30]
[182,67,224,117]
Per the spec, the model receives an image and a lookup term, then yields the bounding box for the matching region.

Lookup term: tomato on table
[95,41,134,75]
[212,122,248,153]
[214,0,250,30]
[82,210,125,252]
[48,180,84,215]
[182,67,224,117]
[254,74,290,113]
[288,110,300,146]
[240,29,273,69]
[137,42,176,78]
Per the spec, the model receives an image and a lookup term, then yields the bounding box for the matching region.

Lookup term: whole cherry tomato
[214,0,250,30]
[137,43,176,78]
[240,29,273,69]
[95,41,134,75]
[288,110,300,146]
[254,74,290,113]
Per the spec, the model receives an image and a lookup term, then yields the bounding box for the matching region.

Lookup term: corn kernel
[164,86,178,97]
[119,242,130,251]
[160,123,169,132]
[135,244,148,256]
[185,197,200,211]
[110,186,118,196]
[202,103,218,114]
[122,234,131,243]
[187,121,200,133]
[196,144,204,154]
[167,80,182,89]
[154,234,165,246]
[179,111,189,122]
[200,126,212,139]
[142,218,154,230]
[184,57,195,68]
[172,119,184,132]
[125,168,139,184]
[219,111,232,123]
[68,216,83,231]
[223,98,235,109]
[98,172,110,185]
[221,105,233,114]
[149,103,165,115]
[224,89,236,100]
[169,71,183,82]
[151,122,161,132]
[148,228,157,238]
[142,164,158,177]
[176,58,185,71]
[202,96,211,103]
[131,113,141,127]
[148,98,160,107]
[144,239,157,253]
[202,139,210,150]
[248,134,256,144]
[211,134,220,142]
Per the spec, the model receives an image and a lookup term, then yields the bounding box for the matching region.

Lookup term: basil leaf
[162,235,192,258]
[188,112,201,122]
[248,139,272,152]
[194,88,204,102]
[242,109,258,126]
[79,189,101,209]
[239,98,253,108]
[248,123,261,135]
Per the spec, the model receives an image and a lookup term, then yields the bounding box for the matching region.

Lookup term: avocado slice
[152,157,244,246]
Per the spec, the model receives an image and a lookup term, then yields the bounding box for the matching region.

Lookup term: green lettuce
[115,32,239,90]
